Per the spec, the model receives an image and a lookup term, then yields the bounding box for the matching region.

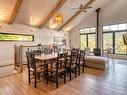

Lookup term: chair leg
[34,72,37,88]
[56,72,58,88]
[46,64,49,84]
[75,67,77,78]
[82,65,85,73]
[28,70,30,84]
[51,63,53,76]
[78,65,80,76]
[64,71,66,84]
[70,69,72,81]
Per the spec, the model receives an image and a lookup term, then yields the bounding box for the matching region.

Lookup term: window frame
[0,33,34,42]
[79,27,96,50]
[103,22,127,32]
[102,23,127,55]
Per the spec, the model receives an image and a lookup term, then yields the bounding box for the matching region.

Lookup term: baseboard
[0,63,13,67]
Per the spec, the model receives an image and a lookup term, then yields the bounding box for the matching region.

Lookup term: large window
[80,35,87,50]
[0,33,34,42]
[80,27,96,50]
[103,33,113,50]
[103,23,127,54]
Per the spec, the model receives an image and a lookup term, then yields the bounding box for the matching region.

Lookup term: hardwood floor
[0,59,127,95]
[0,65,18,78]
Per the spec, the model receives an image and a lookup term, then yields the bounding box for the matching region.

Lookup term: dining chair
[32,49,42,56]
[104,48,113,58]
[68,49,79,81]
[47,52,68,88]
[78,49,87,75]
[44,48,51,54]
[72,48,80,52]
[26,51,45,88]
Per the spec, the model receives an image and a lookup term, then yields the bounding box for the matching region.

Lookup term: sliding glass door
[115,32,126,54]
[80,27,96,51]
[88,34,96,50]
[80,35,87,50]
[103,33,113,50]
[103,23,127,54]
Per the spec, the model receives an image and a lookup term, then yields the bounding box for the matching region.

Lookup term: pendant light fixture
[54,13,63,24]
[54,0,63,24]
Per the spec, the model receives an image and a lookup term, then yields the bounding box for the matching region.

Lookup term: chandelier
[54,12,63,24]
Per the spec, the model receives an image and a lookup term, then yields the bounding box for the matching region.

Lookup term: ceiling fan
[71,4,92,13]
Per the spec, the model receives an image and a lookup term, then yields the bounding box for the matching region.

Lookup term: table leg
[45,61,48,84]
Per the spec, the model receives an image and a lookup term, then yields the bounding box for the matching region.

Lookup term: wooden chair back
[26,51,36,71]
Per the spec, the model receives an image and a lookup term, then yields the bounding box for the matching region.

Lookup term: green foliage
[0,33,33,42]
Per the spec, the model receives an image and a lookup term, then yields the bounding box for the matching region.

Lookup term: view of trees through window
[103,23,127,54]
[88,34,96,50]
[103,33,113,50]
[80,27,96,50]
[0,33,34,42]
[80,35,86,50]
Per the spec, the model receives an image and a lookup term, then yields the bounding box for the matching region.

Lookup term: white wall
[70,0,127,59]
[0,23,68,65]
[70,14,96,48]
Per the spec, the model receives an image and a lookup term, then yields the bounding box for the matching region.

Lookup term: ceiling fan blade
[85,6,92,9]
[71,8,79,10]
[83,10,87,12]
[71,4,92,13]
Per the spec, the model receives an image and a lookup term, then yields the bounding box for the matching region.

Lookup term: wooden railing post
[20,45,23,72]
[14,45,17,69]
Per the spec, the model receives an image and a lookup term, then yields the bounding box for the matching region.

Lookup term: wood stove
[93,48,101,56]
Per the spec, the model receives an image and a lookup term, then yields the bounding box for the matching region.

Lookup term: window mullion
[113,32,115,54]
[87,34,88,47]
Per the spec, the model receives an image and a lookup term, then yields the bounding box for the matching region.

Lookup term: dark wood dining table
[35,52,71,82]
[35,54,58,84]
[35,54,57,61]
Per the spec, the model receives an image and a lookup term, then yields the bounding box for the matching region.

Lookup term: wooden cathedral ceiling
[8,0,23,24]
[38,0,67,29]
[57,0,96,31]
[0,0,18,23]
[0,0,110,31]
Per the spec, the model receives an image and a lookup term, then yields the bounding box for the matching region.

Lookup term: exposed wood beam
[38,0,66,29]
[8,0,23,24]
[57,0,96,31]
